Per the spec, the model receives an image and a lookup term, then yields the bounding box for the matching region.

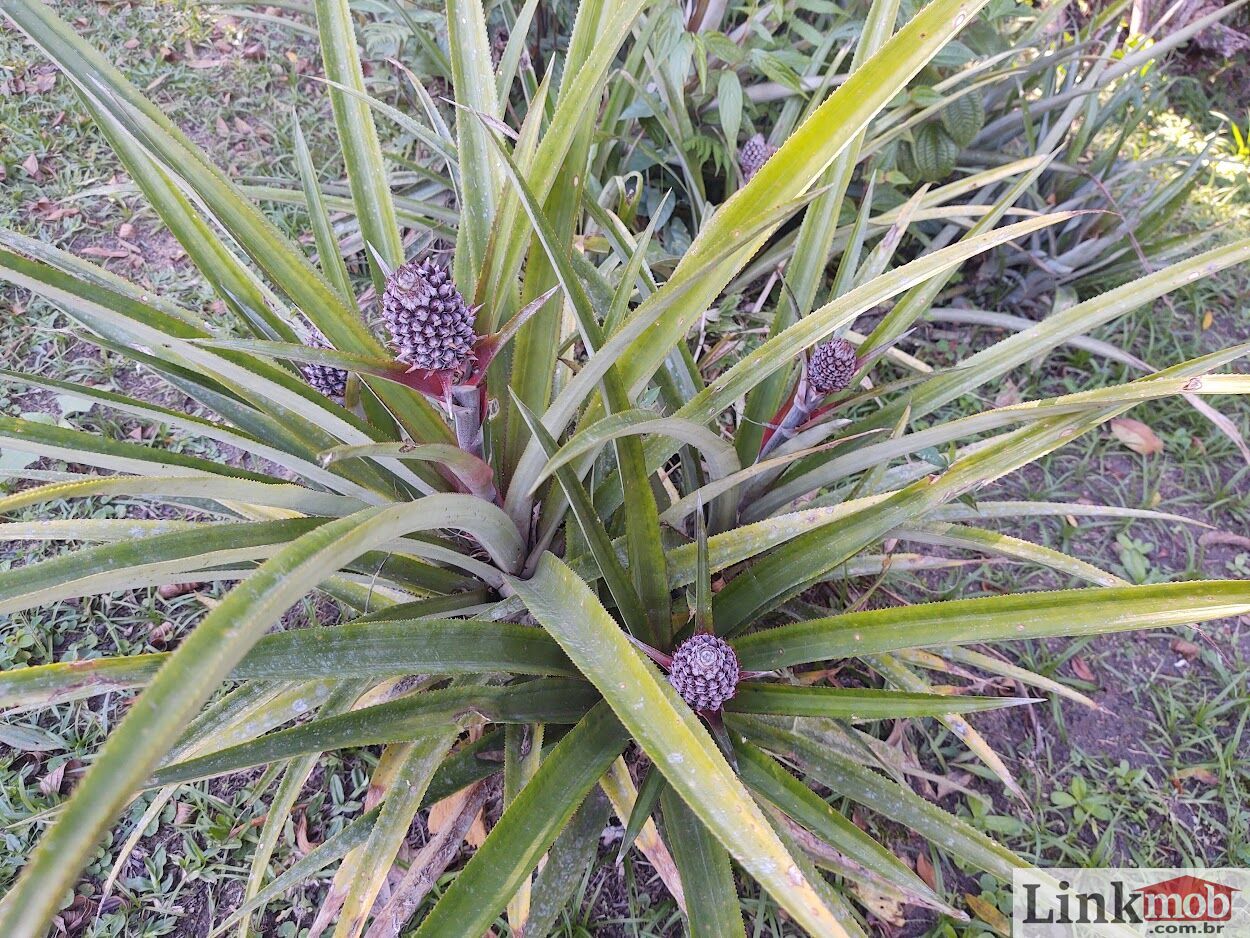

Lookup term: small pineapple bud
[302,361,348,402]
[668,633,740,711]
[300,329,348,401]
[383,257,478,375]
[808,338,858,394]
[739,133,777,181]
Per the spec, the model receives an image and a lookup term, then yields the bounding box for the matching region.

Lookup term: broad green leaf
[534,410,740,531]
[613,0,995,398]
[881,239,1250,431]
[488,140,669,643]
[488,495,896,623]
[535,410,740,493]
[859,156,1054,360]
[727,684,1034,720]
[0,490,515,616]
[292,115,354,303]
[734,738,952,915]
[0,0,449,443]
[478,0,651,329]
[0,618,577,708]
[736,715,1023,881]
[738,0,903,461]
[0,368,379,498]
[445,0,502,286]
[661,213,1073,448]
[493,68,566,476]
[714,347,1250,631]
[0,413,276,484]
[313,0,403,289]
[897,524,1122,587]
[511,554,852,938]
[661,787,747,938]
[319,442,496,499]
[751,372,1250,518]
[0,247,430,498]
[0,518,321,617]
[413,703,630,937]
[574,212,1073,521]
[237,679,370,938]
[505,175,846,526]
[0,496,526,932]
[0,475,364,518]
[0,228,205,327]
[495,0,541,107]
[733,581,1250,671]
[512,395,649,638]
[150,679,596,787]
[521,788,612,938]
[617,764,665,863]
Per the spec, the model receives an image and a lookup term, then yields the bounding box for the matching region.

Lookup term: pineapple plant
[0,0,1247,934]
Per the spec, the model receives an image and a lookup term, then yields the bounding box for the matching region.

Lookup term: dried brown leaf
[1070,656,1096,682]
[39,762,66,797]
[1110,417,1163,455]
[1174,766,1218,786]
[915,852,937,891]
[1170,638,1200,660]
[992,379,1021,408]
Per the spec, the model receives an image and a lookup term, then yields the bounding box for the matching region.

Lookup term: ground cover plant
[0,0,1248,935]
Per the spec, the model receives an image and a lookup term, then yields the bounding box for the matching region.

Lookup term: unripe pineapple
[300,329,348,402]
[739,133,776,181]
[667,633,740,711]
[808,337,858,394]
[302,361,348,402]
[382,257,478,375]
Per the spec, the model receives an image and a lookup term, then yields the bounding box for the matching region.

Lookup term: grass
[1,2,1248,935]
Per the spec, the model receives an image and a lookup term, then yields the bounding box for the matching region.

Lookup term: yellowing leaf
[1173,766,1218,786]
[851,883,907,925]
[1110,418,1163,455]
[965,892,1012,938]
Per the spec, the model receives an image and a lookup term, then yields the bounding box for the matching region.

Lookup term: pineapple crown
[382,257,478,376]
[807,337,858,394]
[667,633,740,712]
